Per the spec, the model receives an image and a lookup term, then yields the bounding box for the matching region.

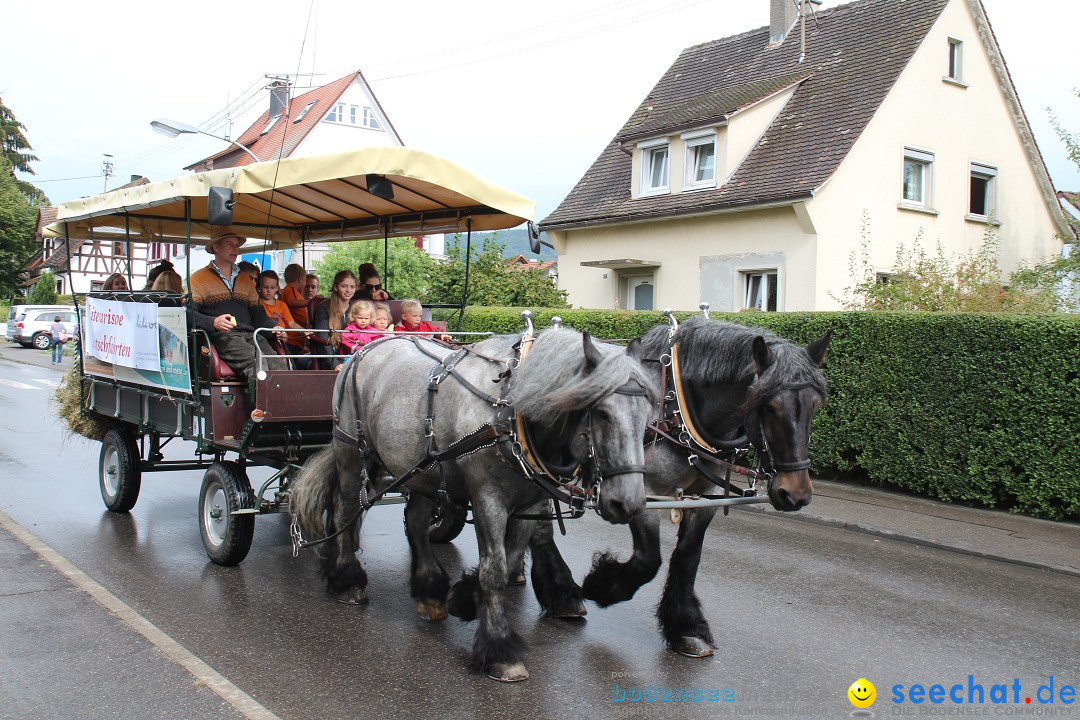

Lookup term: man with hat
[190,227,286,381]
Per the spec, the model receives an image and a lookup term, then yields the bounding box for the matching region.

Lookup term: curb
[734,504,1080,578]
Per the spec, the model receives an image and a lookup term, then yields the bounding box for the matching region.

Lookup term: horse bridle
[513,378,649,518]
[745,380,816,476]
[649,332,816,495]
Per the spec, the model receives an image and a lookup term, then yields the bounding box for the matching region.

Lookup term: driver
[190,227,286,381]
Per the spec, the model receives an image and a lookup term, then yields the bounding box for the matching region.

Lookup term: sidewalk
[740,478,1080,577]
[0,338,75,371]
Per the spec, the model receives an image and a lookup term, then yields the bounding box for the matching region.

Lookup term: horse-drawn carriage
[47,147,534,565]
[48,147,831,681]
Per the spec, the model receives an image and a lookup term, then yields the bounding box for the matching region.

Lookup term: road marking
[31,378,60,388]
[0,379,41,390]
[0,511,283,720]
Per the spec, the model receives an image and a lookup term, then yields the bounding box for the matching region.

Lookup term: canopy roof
[45,147,535,247]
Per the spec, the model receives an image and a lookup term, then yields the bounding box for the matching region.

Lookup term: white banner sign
[84,299,160,371]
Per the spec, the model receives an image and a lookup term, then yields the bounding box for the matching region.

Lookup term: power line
[26,174,101,183]
[370,0,710,82]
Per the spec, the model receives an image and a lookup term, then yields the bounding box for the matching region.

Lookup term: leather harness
[295,330,648,550]
[644,325,815,511]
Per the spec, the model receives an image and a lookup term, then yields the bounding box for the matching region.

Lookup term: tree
[1048,91,1080,173]
[429,234,569,308]
[313,236,436,299]
[28,270,57,304]
[0,96,48,203]
[0,157,42,297]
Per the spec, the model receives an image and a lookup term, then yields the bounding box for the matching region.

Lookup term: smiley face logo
[848,678,876,708]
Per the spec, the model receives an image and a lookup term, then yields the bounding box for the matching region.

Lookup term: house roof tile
[186,71,365,170]
[542,0,950,230]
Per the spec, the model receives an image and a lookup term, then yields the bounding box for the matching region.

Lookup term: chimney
[268,79,290,117]
[770,0,799,44]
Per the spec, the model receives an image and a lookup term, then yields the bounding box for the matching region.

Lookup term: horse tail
[290,445,338,545]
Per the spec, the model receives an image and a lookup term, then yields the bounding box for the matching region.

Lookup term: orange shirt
[281,285,309,326]
[262,297,308,348]
[261,297,294,327]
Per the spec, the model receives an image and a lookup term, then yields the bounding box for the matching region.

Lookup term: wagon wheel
[429,500,468,544]
[99,429,142,513]
[199,461,255,566]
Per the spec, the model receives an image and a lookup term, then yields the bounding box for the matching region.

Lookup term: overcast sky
[4,0,1078,221]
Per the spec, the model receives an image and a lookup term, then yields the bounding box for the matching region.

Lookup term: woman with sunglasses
[356,263,392,302]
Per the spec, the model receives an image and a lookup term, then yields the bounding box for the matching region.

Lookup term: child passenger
[373,303,394,333]
[397,299,450,341]
[258,270,312,367]
[340,300,382,353]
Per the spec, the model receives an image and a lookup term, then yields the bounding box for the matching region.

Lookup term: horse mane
[639,316,826,409]
[509,329,656,423]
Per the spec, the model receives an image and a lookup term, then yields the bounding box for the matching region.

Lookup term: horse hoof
[415,600,448,622]
[553,600,588,619]
[334,588,369,605]
[672,636,713,658]
[510,574,527,586]
[487,662,529,682]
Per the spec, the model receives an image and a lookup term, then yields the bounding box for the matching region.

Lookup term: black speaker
[208,186,234,226]
[366,174,394,200]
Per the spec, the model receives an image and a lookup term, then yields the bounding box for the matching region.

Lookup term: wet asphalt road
[0,354,1077,720]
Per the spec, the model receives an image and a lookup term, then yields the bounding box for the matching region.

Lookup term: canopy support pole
[457,217,473,331]
[64,224,77,314]
[383,223,389,294]
[124,214,133,288]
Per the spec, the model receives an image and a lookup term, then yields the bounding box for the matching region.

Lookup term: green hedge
[444,307,1080,520]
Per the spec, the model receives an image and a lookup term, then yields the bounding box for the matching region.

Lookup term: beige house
[541,0,1070,312]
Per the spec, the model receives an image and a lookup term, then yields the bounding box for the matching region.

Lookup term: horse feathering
[508,329,656,425]
[642,316,826,412]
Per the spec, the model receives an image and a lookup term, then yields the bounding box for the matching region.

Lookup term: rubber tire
[199,461,255,566]
[99,429,142,513]
[429,500,467,544]
[32,333,51,350]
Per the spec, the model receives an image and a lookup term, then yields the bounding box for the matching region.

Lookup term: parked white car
[11,307,79,349]
[6,305,76,342]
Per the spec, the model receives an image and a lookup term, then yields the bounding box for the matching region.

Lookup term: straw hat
[205,226,246,254]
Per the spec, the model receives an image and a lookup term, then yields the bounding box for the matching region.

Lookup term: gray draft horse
[291,328,657,681]
[529,316,830,657]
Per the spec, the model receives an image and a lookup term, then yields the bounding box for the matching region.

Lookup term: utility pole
[102,153,114,191]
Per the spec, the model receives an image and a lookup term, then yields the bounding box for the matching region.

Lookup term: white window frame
[900,147,935,210]
[946,38,963,83]
[741,269,779,312]
[683,132,717,191]
[325,102,346,123]
[638,140,670,197]
[362,107,381,130]
[967,163,998,221]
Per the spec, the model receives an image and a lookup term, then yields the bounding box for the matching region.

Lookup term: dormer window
[684,133,716,190]
[639,141,670,196]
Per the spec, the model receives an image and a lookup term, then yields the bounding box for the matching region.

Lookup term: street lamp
[150,118,260,163]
